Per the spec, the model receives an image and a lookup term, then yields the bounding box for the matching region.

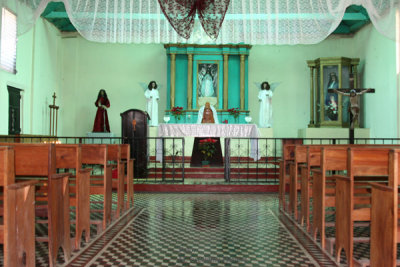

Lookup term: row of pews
[279,143,400,267]
[0,143,135,267]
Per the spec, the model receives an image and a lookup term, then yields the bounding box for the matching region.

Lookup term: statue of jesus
[333,88,373,128]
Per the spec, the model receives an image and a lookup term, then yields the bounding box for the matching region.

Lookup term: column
[308,67,315,127]
[240,54,245,110]
[187,53,193,109]
[223,54,229,109]
[170,53,176,108]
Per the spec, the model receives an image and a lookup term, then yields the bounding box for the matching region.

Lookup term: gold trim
[170,53,176,108]
[223,54,229,109]
[187,54,193,109]
[240,54,245,110]
[309,66,315,127]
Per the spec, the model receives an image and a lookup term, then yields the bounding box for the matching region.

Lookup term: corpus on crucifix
[328,74,375,143]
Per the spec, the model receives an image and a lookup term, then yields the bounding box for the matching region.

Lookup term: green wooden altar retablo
[307,57,360,128]
[164,44,251,124]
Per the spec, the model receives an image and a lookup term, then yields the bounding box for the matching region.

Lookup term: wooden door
[8,86,21,135]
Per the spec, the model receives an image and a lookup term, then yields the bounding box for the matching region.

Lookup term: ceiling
[41,2,370,36]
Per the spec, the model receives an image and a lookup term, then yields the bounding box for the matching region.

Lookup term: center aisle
[70,193,328,266]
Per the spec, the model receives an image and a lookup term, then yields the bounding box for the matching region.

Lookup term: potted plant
[198,138,217,167]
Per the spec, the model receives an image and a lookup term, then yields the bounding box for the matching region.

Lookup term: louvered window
[1,8,17,74]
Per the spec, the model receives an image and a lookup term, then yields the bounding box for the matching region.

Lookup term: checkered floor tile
[78,193,317,266]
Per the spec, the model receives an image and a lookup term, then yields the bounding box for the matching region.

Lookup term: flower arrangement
[326,101,338,121]
[227,108,240,119]
[199,138,218,161]
[170,106,183,120]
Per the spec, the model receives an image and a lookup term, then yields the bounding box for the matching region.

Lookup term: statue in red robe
[92,89,110,132]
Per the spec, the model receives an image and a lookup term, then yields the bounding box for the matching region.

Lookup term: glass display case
[307,57,359,127]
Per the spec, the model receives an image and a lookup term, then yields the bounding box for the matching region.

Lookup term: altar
[155,123,261,162]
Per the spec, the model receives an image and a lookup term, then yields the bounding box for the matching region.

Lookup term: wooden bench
[299,145,325,230]
[55,144,91,250]
[81,144,112,231]
[107,144,125,218]
[311,146,348,249]
[121,144,134,209]
[0,146,36,267]
[279,144,296,210]
[2,143,71,267]
[289,145,308,218]
[370,149,400,267]
[334,147,392,266]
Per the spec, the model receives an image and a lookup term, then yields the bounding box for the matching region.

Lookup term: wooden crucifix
[328,73,375,144]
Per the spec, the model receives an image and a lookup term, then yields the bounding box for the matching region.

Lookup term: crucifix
[49,92,60,136]
[328,73,375,144]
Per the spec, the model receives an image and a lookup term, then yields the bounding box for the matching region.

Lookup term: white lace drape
[2,0,399,45]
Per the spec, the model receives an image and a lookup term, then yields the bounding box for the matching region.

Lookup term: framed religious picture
[307,57,360,127]
[196,61,219,108]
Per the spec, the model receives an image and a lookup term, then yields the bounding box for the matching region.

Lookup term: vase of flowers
[199,138,217,166]
[171,106,183,121]
[227,108,240,123]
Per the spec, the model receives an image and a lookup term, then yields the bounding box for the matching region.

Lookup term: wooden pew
[299,145,324,230]
[312,146,348,249]
[1,143,71,267]
[279,144,296,210]
[81,144,112,231]
[55,144,91,250]
[370,149,400,267]
[0,146,36,267]
[335,147,392,266]
[289,145,308,218]
[120,144,134,209]
[107,144,125,218]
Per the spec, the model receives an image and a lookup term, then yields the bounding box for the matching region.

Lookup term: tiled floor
[1,193,340,266]
[67,193,332,266]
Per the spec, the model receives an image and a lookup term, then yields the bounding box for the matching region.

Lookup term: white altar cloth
[156,124,261,161]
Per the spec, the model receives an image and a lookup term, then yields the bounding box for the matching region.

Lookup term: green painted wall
[2,19,395,138]
[59,38,167,136]
[0,18,62,135]
[353,24,397,138]
[248,24,396,137]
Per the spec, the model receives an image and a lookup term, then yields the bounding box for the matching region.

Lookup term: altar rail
[2,135,400,184]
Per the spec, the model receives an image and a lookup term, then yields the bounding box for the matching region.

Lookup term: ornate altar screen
[164,44,251,124]
[307,57,360,128]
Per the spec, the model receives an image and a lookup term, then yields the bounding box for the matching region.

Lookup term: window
[1,8,17,74]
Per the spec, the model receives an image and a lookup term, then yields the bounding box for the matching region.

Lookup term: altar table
[156,123,261,161]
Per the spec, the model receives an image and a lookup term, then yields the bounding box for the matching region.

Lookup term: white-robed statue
[144,81,159,126]
[197,102,219,124]
[257,81,280,128]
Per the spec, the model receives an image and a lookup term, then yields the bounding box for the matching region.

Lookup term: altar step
[149,156,280,164]
[134,183,279,193]
[145,168,279,179]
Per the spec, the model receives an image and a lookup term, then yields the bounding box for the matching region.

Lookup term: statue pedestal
[86,132,116,144]
[298,128,370,140]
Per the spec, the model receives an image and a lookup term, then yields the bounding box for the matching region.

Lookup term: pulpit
[121,109,150,178]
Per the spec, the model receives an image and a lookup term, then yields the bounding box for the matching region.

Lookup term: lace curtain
[2,0,399,45]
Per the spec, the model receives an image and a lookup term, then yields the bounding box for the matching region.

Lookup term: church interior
[0,0,400,266]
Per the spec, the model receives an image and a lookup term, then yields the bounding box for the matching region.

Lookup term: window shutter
[1,8,17,74]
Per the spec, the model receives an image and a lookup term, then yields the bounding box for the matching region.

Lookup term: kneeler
[190,137,223,167]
